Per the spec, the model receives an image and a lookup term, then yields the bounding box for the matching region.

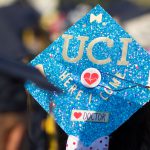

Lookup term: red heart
[74,112,82,119]
[84,73,99,85]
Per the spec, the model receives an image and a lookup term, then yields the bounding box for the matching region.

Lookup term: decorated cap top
[26,5,150,146]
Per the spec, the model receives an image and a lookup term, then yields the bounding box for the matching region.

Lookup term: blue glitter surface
[26,5,150,146]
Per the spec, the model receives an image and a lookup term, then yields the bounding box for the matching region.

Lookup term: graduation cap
[26,5,150,149]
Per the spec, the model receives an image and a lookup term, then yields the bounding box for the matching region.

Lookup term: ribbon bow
[66,135,109,150]
[90,14,102,23]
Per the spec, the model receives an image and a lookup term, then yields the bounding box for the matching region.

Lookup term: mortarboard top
[26,5,150,146]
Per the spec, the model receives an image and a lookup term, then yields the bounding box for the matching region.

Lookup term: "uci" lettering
[62,34,132,66]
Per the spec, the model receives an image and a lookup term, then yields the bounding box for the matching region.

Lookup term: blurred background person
[0,0,53,150]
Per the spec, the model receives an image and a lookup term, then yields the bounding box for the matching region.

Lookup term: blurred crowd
[0,0,149,150]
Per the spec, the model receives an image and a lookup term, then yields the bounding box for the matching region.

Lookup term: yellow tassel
[42,114,58,150]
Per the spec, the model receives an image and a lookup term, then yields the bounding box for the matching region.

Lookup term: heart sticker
[81,68,101,88]
[84,73,99,85]
[74,112,82,119]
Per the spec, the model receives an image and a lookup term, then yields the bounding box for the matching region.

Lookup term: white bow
[90,14,103,23]
[66,135,109,150]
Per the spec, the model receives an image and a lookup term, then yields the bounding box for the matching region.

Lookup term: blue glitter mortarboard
[26,5,150,146]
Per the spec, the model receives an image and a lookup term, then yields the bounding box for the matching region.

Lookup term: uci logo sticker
[81,68,101,88]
